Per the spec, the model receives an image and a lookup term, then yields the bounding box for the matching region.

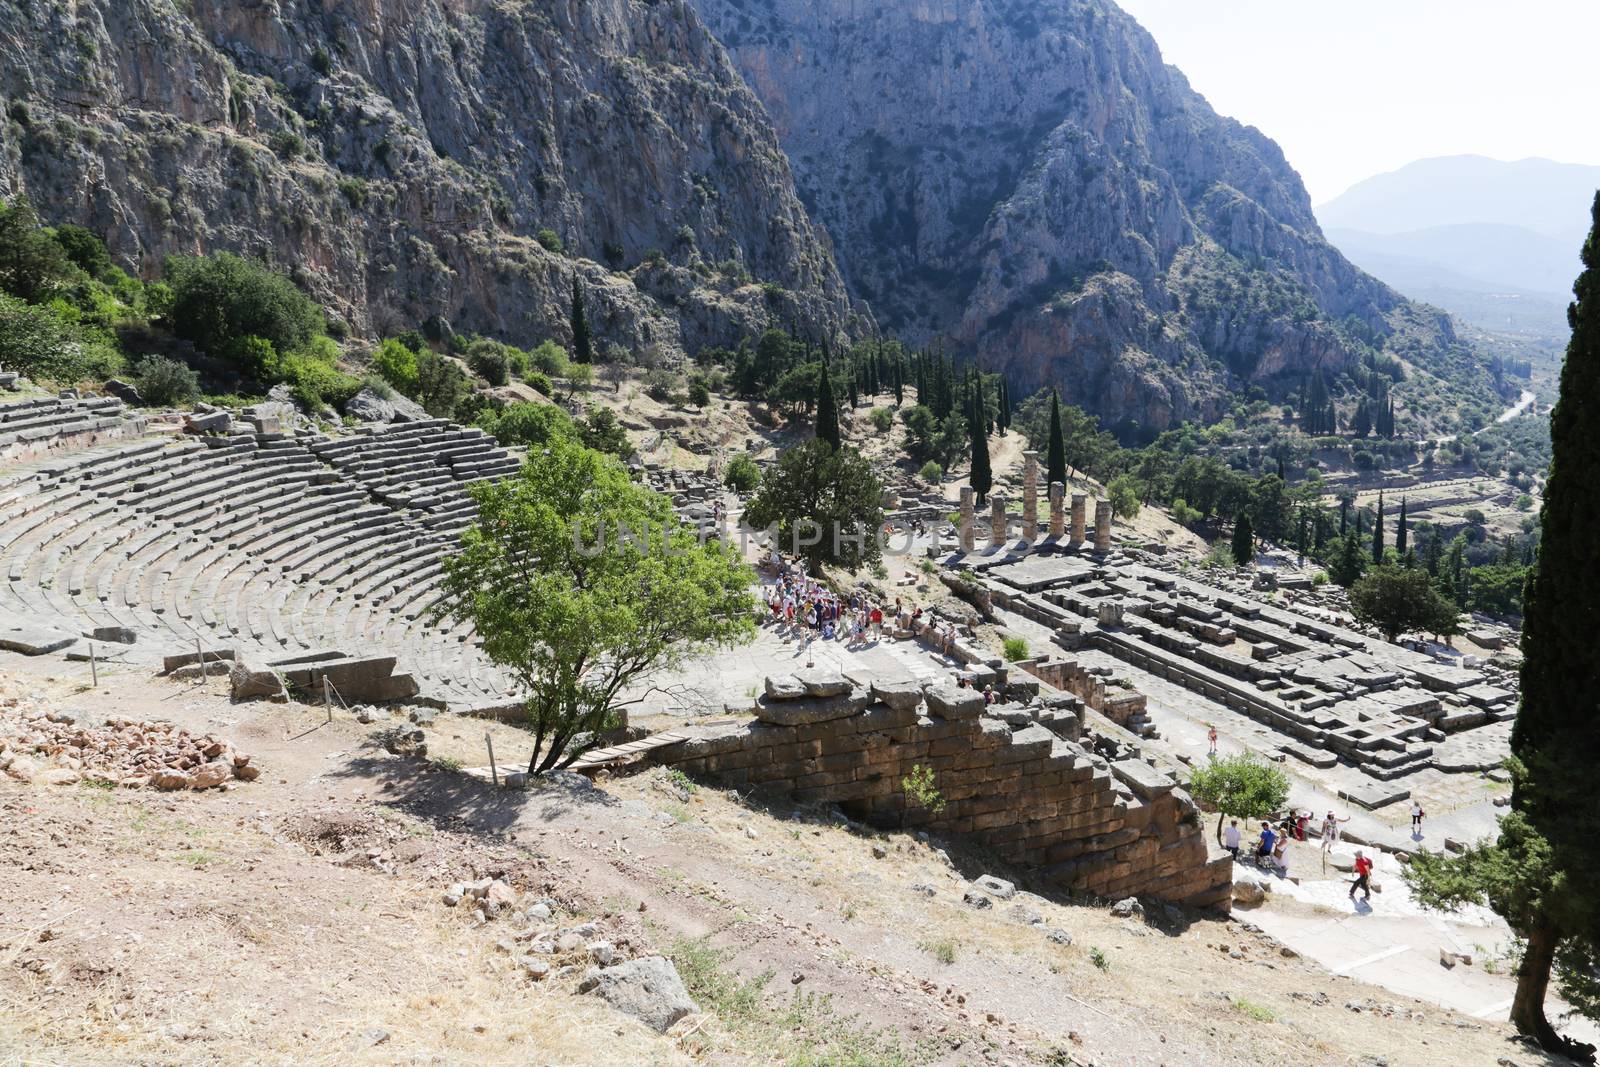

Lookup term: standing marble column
[1048,481,1066,538]
[959,487,976,552]
[1094,499,1112,553]
[1070,493,1087,546]
[1021,451,1039,541]
[990,493,1008,547]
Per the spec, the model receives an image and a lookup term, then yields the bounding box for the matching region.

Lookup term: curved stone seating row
[0,419,526,711]
[0,395,147,464]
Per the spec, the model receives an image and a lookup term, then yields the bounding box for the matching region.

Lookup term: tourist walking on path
[1223,819,1241,860]
[1349,850,1373,902]
[1207,724,1218,756]
[1410,801,1425,837]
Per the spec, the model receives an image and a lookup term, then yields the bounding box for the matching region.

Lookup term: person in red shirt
[1349,850,1374,902]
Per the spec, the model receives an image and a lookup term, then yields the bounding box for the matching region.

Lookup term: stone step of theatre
[0,398,523,714]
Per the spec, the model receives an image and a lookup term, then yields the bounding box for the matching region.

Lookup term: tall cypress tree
[1503,190,1600,1046]
[1395,497,1409,558]
[815,359,841,451]
[570,278,594,364]
[1372,492,1385,562]
[1231,512,1254,567]
[1046,390,1066,487]
[968,392,992,505]
[1404,194,1600,1054]
[893,357,904,407]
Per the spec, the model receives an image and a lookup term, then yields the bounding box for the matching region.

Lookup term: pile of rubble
[0,705,260,790]
[439,878,699,1033]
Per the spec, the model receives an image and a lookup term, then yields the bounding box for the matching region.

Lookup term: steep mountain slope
[0,0,866,357]
[691,0,1492,432]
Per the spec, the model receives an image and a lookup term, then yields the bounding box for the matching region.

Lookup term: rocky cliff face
[0,0,865,357]
[691,0,1482,431]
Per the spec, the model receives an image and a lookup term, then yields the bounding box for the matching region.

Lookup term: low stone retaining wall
[646,670,1232,912]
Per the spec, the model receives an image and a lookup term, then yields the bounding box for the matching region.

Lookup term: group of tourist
[761,553,894,646]
[1221,808,1372,900]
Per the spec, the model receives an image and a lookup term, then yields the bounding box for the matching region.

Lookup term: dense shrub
[465,338,510,386]
[134,355,199,406]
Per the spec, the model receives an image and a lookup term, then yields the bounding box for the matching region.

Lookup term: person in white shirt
[1223,819,1242,860]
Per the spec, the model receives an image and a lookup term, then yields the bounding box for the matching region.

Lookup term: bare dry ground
[0,658,1562,1067]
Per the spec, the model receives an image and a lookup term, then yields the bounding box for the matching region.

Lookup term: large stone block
[754,691,870,727]
[869,679,925,711]
[795,669,853,697]
[1110,759,1176,800]
[924,684,984,720]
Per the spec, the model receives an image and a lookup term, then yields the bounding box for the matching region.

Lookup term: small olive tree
[436,438,755,774]
[1187,752,1291,846]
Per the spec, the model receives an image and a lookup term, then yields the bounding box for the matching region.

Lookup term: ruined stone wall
[649,673,1232,911]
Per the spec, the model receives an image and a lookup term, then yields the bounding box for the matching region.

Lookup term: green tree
[1107,473,1143,520]
[413,348,469,418]
[1230,512,1254,567]
[968,390,992,504]
[744,438,883,573]
[0,198,74,303]
[436,438,754,774]
[569,278,593,364]
[164,252,323,366]
[1372,493,1386,563]
[371,338,420,395]
[1329,530,1368,587]
[814,359,841,450]
[1348,564,1459,642]
[1187,753,1290,846]
[1395,497,1409,557]
[1046,390,1066,487]
[723,452,761,493]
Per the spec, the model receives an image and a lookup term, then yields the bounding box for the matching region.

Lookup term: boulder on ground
[973,874,1016,900]
[0,624,78,655]
[1110,897,1144,919]
[344,386,429,424]
[763,675,808,700]
[229,659,286,702]
[190,760,234,789]
[104,379,143,405]
[1232,880,1266,906]
[92,626,137,645]
[580,956,699,1033]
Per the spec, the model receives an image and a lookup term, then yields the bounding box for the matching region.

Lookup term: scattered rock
[588,941,616,966]
[871,843,887,859]
[1046,928,1072,945]
[961,888,993,909]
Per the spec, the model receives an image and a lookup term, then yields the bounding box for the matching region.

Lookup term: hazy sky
[1113,0,1600,204]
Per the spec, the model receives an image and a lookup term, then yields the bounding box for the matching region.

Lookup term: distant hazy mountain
[1316,156,1599,339]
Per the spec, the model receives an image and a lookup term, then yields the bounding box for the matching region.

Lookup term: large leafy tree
[1348,564,1459,642]
[1405,193,1600,1057]
[163,252,322,361]
[1187,753,1290,846]
[436,438,754,775]
[745,438,883,573]
[0,198,74,303]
